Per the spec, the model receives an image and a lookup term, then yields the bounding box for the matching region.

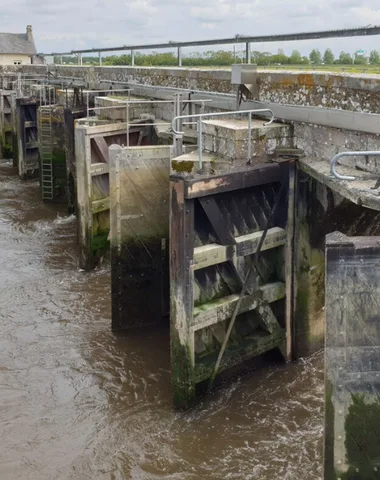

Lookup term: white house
[0,25,37,65]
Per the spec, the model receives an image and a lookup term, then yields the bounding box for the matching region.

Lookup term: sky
[2,0,380,56]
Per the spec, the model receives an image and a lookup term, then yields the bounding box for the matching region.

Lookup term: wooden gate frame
[0,90,17,163]
[170,162,295,408]
[17,98,39,179]
[75,120,159,270]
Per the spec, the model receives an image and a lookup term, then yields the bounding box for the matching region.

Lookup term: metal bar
[247,112,252,163]
[61,26,380,55]
[178,47,182,67]
[86,99,211,115]
[198,119,203,170]
[86,89,132,94]
[245,42,251,64]
[330,151,380,181]
[131,50,135,66]
[126,103,130,147]
[171,108,275,135]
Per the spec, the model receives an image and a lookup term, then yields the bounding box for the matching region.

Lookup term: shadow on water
[0,160,324,480]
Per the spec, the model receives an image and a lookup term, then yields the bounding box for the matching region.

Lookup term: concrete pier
[109,144,172,330]
[325,233,380,479]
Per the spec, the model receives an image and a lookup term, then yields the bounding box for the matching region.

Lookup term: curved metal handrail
[330,151,380,181]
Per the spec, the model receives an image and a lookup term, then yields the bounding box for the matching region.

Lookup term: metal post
[126,103,130,147]
[198,119,203,171]
[131,50,135,66]
[200,100,205,115]
[245,42,251,64]
[86,91,89,118]
[247,112,252,163]
[178,47,182,67]
[60,55,63,65]
[99,52,102,66]
[174,94,183,157]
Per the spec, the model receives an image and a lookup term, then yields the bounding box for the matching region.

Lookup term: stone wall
[3,64,380,114]
[294,123,380,172]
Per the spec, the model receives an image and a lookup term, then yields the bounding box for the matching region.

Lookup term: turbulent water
[0,160,324,480]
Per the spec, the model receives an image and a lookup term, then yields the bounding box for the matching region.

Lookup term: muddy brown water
[0,160,324,480]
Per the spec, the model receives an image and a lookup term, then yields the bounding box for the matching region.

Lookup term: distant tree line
[55,48,380,67]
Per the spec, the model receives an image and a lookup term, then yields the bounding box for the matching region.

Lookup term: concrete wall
[325,233,380,479]
[2,65,380,114]
[294,123,380,172]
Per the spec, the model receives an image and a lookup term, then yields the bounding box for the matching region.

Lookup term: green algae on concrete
[0,138,13,159]
[340,394,380,480]
[171,159,194,174]
[325,234,380,480]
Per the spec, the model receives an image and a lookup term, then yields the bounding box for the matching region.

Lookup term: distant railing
[38,26,380,67]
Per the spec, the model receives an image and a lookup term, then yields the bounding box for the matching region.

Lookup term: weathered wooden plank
[192,281,285,330]
[193,227,286,270]
[91,197,110,213]
[178,163,283,199]
[92,136,109,164]
[194,330,285,383]
[170,177,196,409]
[256,304,282,334]
[90,162,110,176]
[285,161,296,361]
[26,141,38,149]
[199,196,235,245]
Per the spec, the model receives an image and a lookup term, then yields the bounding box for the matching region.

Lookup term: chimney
[26,25,33,42]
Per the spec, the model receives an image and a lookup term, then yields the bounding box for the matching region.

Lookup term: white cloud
[2,0,380,55]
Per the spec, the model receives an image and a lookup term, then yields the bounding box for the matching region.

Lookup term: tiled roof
[0,33,36,55]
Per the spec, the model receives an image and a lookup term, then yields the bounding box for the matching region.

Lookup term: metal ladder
[39,106,54,200]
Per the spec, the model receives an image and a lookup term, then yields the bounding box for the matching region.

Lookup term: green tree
[272,48,289,65]
[369,49,380,64]
[289,49,302,64]
[338,51,353,64]
[354,53,368,65]
[323,48,334,65]
[309,49,322,64]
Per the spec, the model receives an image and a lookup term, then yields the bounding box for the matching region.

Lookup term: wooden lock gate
[170,161,295,408]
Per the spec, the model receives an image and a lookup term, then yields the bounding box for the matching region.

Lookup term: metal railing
[38,26,380,67]
[87,94,215,150]
[85,89,133,118]
[330,151,380,181]
[82,95,211,151]
[171,108,275,169]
